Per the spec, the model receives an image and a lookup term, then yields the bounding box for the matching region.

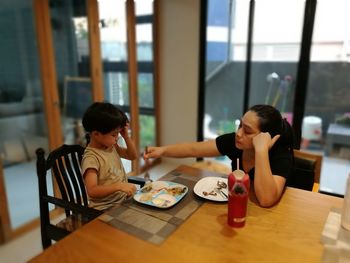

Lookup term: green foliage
[139,115,155,150]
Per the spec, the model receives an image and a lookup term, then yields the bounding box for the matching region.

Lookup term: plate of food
[193,177,228,202]
[133,181,188,208]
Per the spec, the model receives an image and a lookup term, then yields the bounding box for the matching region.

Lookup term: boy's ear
[91,131,100,137]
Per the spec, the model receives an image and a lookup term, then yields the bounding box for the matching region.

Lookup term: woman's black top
[215,132,292,180]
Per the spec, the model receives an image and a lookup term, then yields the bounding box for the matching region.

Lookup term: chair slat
[63,153,83,206]
[35,144,144,249]
[35,144,103,249]
[71,151,89,206]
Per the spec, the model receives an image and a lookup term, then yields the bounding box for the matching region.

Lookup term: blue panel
[207,0,230,27]
[206,42,228,61]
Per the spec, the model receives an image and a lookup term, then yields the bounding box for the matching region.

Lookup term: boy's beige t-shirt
[81,145,128,210]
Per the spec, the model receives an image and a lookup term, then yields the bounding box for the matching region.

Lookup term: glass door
[48,0,94,146]
[135,0,158,169]
[0,0,49,234]
[304,0,350,196]
[97,0,158,173]
[204,0,241,141]
[248,0,305,123]
[98,0,133,173]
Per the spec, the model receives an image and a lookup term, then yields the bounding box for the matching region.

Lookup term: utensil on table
[144,146,152,182]
[216,180,228,199]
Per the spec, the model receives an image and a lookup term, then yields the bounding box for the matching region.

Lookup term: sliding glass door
[201,0,350,196]
[0,0,49,236]
[0,0,160,241]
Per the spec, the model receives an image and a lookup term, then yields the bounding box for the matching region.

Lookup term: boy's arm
[115,124,138,160]
[84,168,136,198]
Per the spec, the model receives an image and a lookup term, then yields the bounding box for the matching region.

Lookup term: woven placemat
[99,170,205,244]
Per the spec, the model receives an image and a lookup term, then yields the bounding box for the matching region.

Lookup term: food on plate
[134,181,187,208]
[152,197,170,207]
[166,186,187,196]
[139,193,152,202]
[202,190,217,196]
[140,183,152,193]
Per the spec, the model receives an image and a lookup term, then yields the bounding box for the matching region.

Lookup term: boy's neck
[88,140,112,151]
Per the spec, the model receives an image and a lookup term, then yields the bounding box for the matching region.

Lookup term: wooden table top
[29,165,344,263]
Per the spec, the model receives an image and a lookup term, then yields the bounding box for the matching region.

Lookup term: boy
[81,102,137,210]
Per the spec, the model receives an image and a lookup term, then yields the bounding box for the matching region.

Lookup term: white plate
[134,181,188,208]
[193,177,228,202]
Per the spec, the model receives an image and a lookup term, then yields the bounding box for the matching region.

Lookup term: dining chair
[36,144,146,249]
[287,149,323,192]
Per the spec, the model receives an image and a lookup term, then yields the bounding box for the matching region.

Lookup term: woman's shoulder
[216,132,235,141]
[270,144,292,160]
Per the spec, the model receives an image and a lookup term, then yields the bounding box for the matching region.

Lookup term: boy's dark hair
[82,102,128,134]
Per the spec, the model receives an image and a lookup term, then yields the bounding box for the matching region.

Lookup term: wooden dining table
[29,165,344,263]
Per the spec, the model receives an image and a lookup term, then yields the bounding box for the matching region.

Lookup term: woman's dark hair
[249,104,295,151]
[82,102,128,135]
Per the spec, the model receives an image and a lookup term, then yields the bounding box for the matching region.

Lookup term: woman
[144,104,295,207]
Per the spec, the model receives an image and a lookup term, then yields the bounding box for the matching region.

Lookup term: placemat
[99,170,205,245]
[321,207,350,262]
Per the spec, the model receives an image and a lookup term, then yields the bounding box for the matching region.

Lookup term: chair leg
[42,234,52,249]
[312,183,320,192]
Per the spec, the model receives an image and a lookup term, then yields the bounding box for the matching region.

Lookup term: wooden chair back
[294,149,322,184]
[36,144,102,249]
[287,149,323,191]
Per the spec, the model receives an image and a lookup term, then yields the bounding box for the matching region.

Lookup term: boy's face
[92,128,122,149]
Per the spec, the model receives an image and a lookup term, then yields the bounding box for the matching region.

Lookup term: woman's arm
[252,133,286,207]
[84,168,136,198]
[144,140,221,159]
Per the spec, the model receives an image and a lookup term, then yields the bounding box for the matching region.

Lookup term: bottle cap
[232,169,245,180]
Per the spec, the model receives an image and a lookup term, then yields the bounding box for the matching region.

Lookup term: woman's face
[235,110,261,150]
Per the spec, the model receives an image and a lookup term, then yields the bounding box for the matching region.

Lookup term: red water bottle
[228,159,250,227]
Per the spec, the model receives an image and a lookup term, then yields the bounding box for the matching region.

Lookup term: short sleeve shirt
[81,146,128,210]
[215,132,292,180]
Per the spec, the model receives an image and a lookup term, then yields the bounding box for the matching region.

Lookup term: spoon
[216,180,228,198]
[217,180,227,189]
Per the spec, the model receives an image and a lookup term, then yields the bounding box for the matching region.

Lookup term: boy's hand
[118,182,137,197]
[119,122,130,139]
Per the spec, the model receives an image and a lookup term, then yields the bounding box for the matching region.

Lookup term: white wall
[158,0,200,165]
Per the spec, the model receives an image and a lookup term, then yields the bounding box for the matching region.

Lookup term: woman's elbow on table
[258,197,278,208]
[256,191,282,207]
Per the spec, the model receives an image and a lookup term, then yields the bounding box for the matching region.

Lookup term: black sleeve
[215,133,241,167]
[269,147,293,179]
[216,132,235,156]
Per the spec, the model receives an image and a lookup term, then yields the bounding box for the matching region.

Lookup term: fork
[216,180,228,199]
[214,187,228,199]
[144,146,152,182]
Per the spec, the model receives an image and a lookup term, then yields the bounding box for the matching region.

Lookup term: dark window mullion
[136,14,153,24]
[293,0,317,148]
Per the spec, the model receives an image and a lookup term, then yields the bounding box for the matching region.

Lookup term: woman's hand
[252,132,280,152]
[143,146,165,159]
